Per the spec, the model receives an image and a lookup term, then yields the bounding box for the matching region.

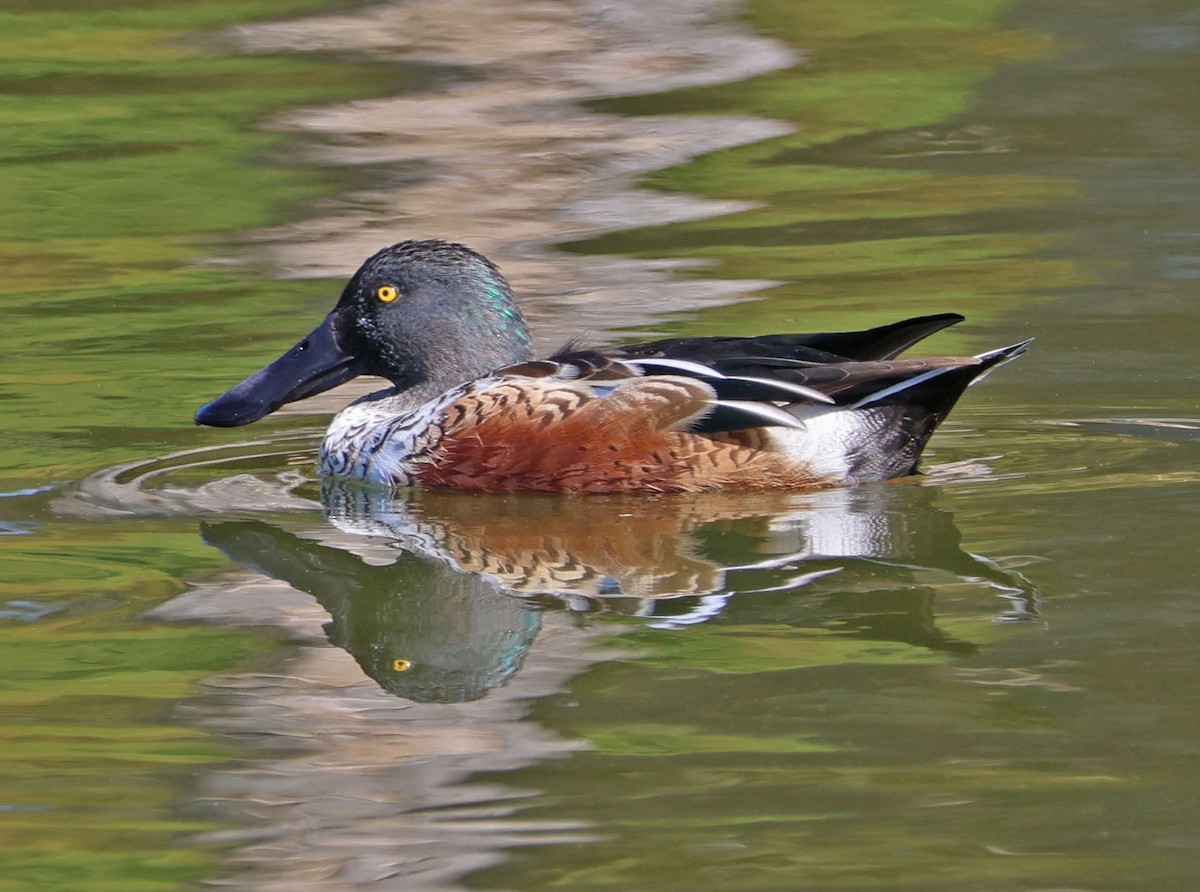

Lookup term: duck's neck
[320,375,493,484]
[369,376,464,415]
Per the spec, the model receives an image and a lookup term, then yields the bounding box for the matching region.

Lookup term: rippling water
[1,0,1198,889]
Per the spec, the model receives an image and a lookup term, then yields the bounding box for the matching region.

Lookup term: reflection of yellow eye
[376,285,399,303]
[392,659,413,672]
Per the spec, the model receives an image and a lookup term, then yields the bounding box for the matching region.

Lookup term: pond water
[2,0,1198,889]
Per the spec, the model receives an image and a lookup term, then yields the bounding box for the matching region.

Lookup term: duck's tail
[852,337,1033,411]
[840,337,1033,482]
[968,337,1035,382]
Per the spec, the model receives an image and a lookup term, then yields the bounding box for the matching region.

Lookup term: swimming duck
[195,240,1029,493]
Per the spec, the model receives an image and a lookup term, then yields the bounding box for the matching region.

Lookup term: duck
[195,239,1030,493]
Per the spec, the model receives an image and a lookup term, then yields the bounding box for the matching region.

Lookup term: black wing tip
[904,312,965,327]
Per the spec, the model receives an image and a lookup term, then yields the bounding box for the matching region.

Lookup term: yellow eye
[375,284,399,303]
[392,659,413,672]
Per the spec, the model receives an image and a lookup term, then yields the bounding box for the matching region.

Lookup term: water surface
[1,0,1198,889]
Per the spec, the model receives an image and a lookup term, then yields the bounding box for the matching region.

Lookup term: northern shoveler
[195,240,1030,493]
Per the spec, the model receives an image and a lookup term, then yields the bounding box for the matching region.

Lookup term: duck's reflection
[201,519,539,703]
[202,482,1038,702]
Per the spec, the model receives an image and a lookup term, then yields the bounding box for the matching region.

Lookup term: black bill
[195,312,365,427]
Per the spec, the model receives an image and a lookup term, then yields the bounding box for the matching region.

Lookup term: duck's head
[195,240,534,427]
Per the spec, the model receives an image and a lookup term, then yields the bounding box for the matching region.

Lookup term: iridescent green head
[195,240,535,427]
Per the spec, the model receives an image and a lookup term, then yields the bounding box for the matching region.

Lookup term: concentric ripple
[55,432,324,519]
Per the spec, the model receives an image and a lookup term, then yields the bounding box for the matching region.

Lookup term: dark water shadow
[201,481,1039,703]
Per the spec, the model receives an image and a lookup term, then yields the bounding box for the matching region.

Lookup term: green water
[1,0,1198,889]
[0,1,406,886]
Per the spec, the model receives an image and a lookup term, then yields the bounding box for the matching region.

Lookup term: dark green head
[195,240,535,427]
